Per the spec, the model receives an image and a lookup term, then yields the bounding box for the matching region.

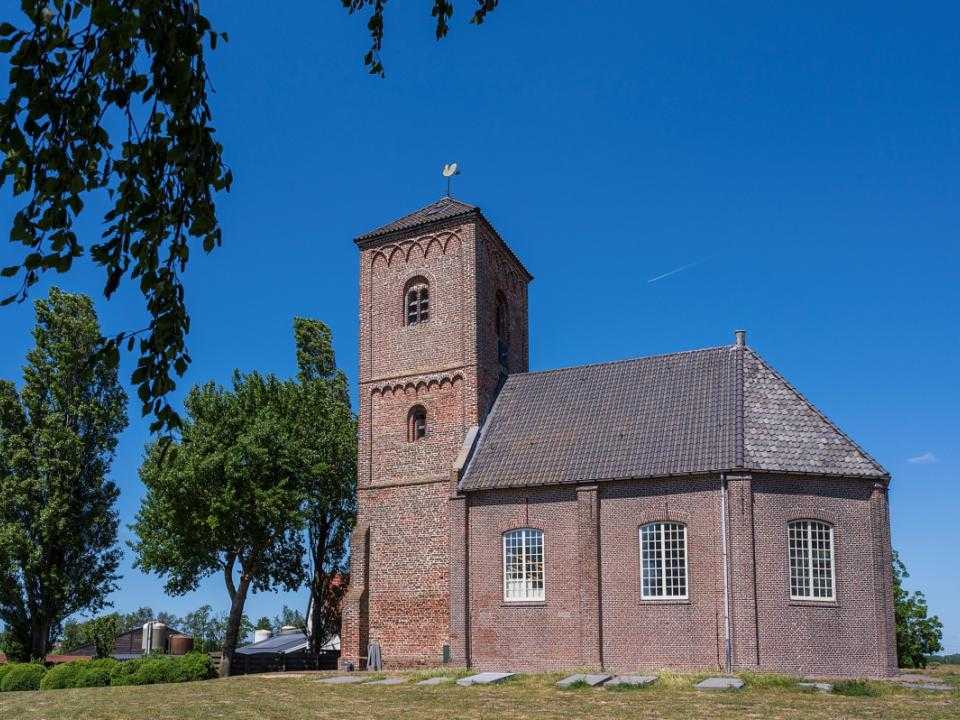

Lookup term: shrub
[170,652,217,682]
[75,658,120,688]
[1,662,47,692]
[109,658,142,686]
[0,663,15,687]
[111,653,215,686]
[40,661,87,690]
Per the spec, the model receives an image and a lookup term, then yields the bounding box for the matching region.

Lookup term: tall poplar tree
[0,288,128,660]
[292,318,356,653]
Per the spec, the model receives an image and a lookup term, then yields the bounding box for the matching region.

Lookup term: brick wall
[600,477,725,671]
[342,212,531,669]
[751,475,897,676]
[455,474,896,676]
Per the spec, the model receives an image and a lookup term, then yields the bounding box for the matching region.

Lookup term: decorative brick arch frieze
[369,230,464,272]
[368,372,465,398]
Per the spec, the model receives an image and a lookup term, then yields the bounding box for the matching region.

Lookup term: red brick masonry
[341,198,897,677]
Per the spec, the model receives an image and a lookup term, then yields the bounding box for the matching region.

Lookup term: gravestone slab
[318,675,368,685]
[605,675,657,688]
[893,674,938,684]
[456,672,515,687]
[695,676,744,691]
[417,676,455,686]
[366,677,406,685]
[799,682,833,693]
[556,674,612,688]
[908,683,953,692]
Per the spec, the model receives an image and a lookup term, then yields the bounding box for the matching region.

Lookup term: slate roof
[355,197,478,243]
[459,343,888,491]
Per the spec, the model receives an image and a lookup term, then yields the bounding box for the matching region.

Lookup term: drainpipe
[720,473,733,673]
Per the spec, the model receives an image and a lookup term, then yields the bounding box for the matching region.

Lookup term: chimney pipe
[734,330,746,347]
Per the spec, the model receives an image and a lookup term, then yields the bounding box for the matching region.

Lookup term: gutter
[720,473,733,673]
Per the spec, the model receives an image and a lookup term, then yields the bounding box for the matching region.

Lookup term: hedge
[110,653,217,686]
[75,658,120,688]
[0,663,47,692]
[40,661,87,690]
[0,662,15,687]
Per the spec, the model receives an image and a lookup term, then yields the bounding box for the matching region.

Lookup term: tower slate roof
[355,197,478,243]
[459,341,888,491]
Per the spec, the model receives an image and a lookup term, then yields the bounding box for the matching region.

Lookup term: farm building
[71,621,194,660]
[233,629,339,675]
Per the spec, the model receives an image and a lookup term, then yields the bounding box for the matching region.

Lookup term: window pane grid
[640,522,687,599]
[406,284,429,325]
[789,520,835,600]
[503,529,544,602]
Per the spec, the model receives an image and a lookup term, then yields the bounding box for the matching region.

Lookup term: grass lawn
[2,665,957,720]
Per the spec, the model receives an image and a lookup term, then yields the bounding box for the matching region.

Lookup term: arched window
[407,405,427,442]
[495,292,509,368]
[639,522,688,599]
[503,528,544,602]
[788,520,835,600]
[404,277,429,326]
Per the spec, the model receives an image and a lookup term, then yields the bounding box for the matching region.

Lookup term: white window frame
[788,520,836,601]
[639,522,689,600]
[502,528,545,602]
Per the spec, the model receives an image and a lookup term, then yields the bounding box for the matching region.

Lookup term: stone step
[556,673,612,688]
[456,672,515,687]
[695,676,745,691]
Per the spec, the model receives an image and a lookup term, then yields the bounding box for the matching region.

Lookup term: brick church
[340,197,897,677]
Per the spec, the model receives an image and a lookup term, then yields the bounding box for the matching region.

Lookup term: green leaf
[1,265,18,277]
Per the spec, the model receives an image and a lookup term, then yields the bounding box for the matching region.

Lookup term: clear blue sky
[1,2,957,651]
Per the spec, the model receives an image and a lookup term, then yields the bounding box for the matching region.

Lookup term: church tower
[340,197,532,667]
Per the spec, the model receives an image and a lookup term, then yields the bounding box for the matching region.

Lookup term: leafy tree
[119,607,157,630]
[132,373,309,676]
[177,605,222,654]
[271,605,307,634]
[254,616,271,632]
[0,288,128,660]
[292,318,356,653]
[0,1,498,433]
[893,551,943,668]
[84,614,122,659]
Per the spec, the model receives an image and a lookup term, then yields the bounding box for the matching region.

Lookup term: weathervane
[442,162,460,197]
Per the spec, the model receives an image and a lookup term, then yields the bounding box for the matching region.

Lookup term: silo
[141,621,169,654]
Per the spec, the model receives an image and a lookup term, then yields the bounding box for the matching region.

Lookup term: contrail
[647,257,710,284]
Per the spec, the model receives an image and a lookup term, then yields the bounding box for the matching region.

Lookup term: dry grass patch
[0,665,956,720]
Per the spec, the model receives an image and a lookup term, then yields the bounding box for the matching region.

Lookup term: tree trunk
[29,617,50,661]
[219,573,251,678]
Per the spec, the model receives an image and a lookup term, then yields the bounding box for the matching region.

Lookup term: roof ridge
[734,343,745,469]
[511,344,732,379]
[355,196,477,241]
[744,348,889,478]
